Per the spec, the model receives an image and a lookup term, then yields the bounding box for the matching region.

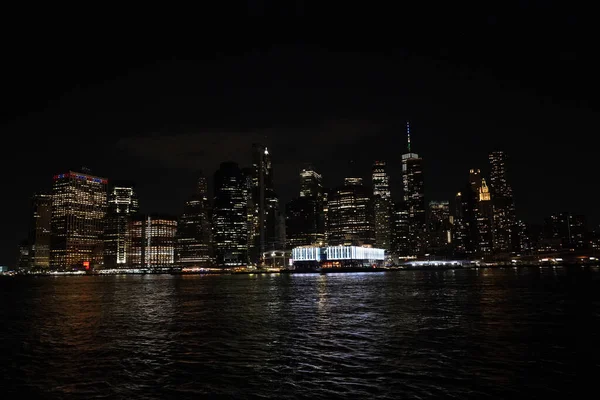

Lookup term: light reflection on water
[0,267,598,399]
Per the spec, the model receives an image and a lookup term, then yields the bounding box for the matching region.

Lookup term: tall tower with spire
[489,151,516,255]
[401,121,425,256]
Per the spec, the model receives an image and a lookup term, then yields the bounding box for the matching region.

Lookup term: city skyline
[2,7,598,266]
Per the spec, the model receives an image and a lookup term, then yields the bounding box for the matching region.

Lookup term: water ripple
[0,267,597,398]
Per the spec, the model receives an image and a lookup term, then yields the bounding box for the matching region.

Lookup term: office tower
[427,200,452,255]
[213,162,248,266]
[175,173,214,268]
[544,212,588,250]
[372,161,392,251]
[327,178,374,246]
[489,151,516,254]
[50,170,107,270]
[252,144,281,257]
[16,239,30,270]
[130,214,177,269]
[242,167,258,263]
[452,191,472,256]
[104,182,139,269]
[300,165,323,198]
[466,169,494,257]
[29,193,52,270]
[391,201,410,258]
[402,122,426,255]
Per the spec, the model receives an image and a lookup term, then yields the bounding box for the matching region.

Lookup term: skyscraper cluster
[16,127,597,271]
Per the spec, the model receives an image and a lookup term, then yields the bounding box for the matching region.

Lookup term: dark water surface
[1,267,598,398]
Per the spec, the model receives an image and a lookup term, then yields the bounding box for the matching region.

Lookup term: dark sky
[1,3,598,266]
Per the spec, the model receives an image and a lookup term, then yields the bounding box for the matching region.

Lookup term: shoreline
[2,263,598,277]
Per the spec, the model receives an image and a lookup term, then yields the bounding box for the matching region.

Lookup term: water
[1,267,598,398]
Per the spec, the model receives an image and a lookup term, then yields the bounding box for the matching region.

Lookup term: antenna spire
[406,121,411,152]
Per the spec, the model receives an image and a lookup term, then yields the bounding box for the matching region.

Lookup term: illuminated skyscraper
[402,122,426,255]
[452,191,472,256]
[50,170,107,270]
[213,162,248,266]
[175,173,214,268]
[391,201,410,258]
[467,169,494,257]
[372,161,392,250]
[104,182,139,269]
[29,193,52,270]
[489,151,516,254]
[130,214,177,269]
[251,144,281,258]
[300,165,323,198]
[327,178,374,246]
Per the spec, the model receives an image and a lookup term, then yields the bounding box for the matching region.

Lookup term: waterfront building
[291,245,385,269]
[175,174,214,267]
[130,214,177,269]
[213,162,248,266]
[29,193,52,270]
[489,151,516,254]
[544,212,588,250]
[104,182,139,269]
[50,170,107,270]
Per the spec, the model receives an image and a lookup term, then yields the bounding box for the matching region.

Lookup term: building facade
[29,193,52,270]
[175,174,214,268]
[327,178,374,246]
[130,214,177,269]
[251,144,282,258]
[213,162,249,266]
[489,151,516,254]
[300,165,323,198]
[104,182,139,269]
[50,171,107,270]
[372,161,392,251]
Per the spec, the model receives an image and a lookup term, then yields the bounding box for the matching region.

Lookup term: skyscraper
[104,182,139,269]
[130,214,177,269]
[213,162,248,266]
[489,151,516,254]
[29,193,52,270]
[300,165,323,198]
[327,178,374,246]
[50,170,107,270]
[391,201,410,259]
[252,144,281,257]
[372,161,392,251]
[402,122,426,255]
[468,169,494,257]
[452,191,472,256]
[175,173,214,268]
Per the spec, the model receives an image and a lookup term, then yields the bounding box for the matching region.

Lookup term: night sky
[1,3,597,266]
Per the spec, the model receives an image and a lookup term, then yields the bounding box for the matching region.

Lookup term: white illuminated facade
[291,245,385,269]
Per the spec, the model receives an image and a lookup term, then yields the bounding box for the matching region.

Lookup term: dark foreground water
[1,267,599,399]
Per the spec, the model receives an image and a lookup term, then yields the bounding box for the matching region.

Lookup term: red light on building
[83,261,90,270]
